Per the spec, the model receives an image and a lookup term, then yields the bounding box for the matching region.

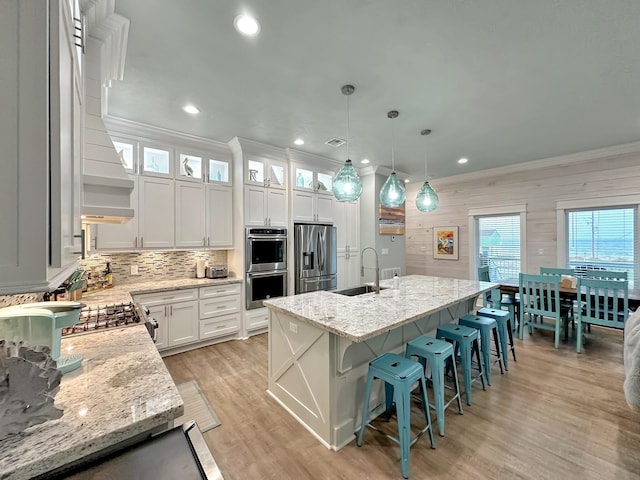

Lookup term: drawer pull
[216,325,227,329]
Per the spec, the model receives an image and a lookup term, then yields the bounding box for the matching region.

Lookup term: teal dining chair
[518,273,572,348]
[575,277,629,352]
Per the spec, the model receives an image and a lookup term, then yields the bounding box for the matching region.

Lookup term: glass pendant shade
[379,172,406,207]
[333,159,363,202]
[416,180,439,211]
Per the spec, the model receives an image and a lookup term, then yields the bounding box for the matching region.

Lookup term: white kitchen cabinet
[175,181,206,248]
[205,185,233,248]
[176,152,204,182]
[0,0,82,294]
[246,307,269,332]
[138,177,175,248]
[133,288,199,350]
[334,200,361,289]
[207,158,232,186]
[140,143,174,178]
[244,185,287,226]
[199,284,241,340]
[291,190,334,224]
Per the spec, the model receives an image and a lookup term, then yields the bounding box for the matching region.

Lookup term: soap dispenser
[393,274,400,289]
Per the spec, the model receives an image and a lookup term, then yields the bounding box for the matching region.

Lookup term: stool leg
[473,339,486,390]
[396,383,411,479]
[492,327,504,374]
[431,357,446,437]
[479,329,492,385]
[419,374,436,449]
[507,317,517,362]
[357,369,375,447]
[497,319,509,371]
[459,340,473,406]
[384,382,395,421]
[449,355,464,415]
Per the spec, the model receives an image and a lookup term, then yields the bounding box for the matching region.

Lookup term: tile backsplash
[80,250,228,286]
[0,250,228,307]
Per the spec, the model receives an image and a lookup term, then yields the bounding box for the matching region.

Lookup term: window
[566,207,637,286]
[477,215,521,280]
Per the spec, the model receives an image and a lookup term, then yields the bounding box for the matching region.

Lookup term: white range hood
[81,3,133,225]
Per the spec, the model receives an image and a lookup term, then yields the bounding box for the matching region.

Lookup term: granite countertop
[80,276,242,307]
[0,325,183,480]
[263,275,498,343]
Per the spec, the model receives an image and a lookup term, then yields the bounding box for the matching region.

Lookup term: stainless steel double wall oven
[245,227,287,309]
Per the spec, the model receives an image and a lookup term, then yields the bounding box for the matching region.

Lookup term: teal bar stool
[477,306,516,370]
[357,353,436,479]
[458,314,504,385]
[436,324,486,406]
[405,336,463,437]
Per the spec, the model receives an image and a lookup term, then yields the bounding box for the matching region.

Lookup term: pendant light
[379,110,406,207]
[332,85,363,202]
[416,129,439,212]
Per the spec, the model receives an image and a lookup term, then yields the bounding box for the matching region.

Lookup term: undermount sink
[333,285,387,296]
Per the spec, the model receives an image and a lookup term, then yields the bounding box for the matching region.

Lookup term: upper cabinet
[177,152,204,182]
[141,143,173,177]
[208,158,231,185]
[245,156,287,190]
[0,0,83,294]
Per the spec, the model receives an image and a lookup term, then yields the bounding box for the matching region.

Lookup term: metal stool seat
[357,353,436,479]
[477,307,516,370]
[405,336,463,436]
[436,324,486,406]
[458,314,504,385]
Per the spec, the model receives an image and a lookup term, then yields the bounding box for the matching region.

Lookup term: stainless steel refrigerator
[294,224,337,294]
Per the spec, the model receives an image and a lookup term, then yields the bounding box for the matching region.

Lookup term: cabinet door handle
[208,237,210,246]
[141,237,144,248]
[134,237,137,248]
[203,237,206,246]
[170,305,173,316]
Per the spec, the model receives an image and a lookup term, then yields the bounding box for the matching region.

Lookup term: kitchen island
[263,274,496,450]
[0,325,183,480]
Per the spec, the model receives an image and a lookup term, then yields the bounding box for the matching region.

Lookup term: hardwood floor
[163,327,640,480]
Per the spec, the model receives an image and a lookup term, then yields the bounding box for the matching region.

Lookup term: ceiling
[107,0,640,181]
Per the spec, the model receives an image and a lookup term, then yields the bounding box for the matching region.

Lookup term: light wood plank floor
[163,327,640,480]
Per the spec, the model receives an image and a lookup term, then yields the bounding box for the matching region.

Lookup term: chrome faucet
[360,247,380,294]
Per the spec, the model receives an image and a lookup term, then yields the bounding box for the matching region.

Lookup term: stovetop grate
[62,302,143,336]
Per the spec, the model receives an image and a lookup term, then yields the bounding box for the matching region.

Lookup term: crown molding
[104,116,232,160]
[228,137,288,163]
[433,140,640,186]
[285,148,344,170]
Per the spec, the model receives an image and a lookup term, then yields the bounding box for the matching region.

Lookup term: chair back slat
[540,267,574,276]
[576,277,629,329]
[519,273,562,318]
[582,270,628,281]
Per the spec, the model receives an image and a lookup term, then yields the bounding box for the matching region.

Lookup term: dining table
[498,277,640,311]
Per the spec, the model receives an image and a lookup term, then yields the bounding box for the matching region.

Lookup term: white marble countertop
[263,275,498,342]
[0,325,183,480]
[80,276,242,308]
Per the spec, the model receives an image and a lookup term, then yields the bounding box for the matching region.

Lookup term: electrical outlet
[130,265,139,275]
[538,248,544,256]
[381,248,389,255]
[289,322,298,334]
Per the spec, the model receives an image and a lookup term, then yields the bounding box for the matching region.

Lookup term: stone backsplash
[0,250,228,307]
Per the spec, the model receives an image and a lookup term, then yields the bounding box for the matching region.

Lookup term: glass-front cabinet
[177,153,203,181]
[245,157,287,189]
[111,137,137,173]
[293,166,334,195]
[141,143,173,177]
[208,158,231,185]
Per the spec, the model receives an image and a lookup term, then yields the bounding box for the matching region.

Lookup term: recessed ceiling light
[360,158,370,164]
[458,157,468,164]
[404,179,410,183]
[183,104,200,114]
[294,138,304,146]
[234,14,260,36]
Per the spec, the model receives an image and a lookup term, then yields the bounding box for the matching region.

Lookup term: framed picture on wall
[433,226,459,260]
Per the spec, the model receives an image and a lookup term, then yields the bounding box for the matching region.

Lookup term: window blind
[566,207,636,286]
[477,215,521,280]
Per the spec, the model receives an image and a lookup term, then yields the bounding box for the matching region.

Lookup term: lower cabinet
[198,283,241,340]
[168,300,199,347]
[246,307,269,332]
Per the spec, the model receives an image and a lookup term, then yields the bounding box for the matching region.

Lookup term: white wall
[405,143,640,280]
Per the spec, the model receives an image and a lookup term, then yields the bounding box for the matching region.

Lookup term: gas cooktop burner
[62,302,142,336]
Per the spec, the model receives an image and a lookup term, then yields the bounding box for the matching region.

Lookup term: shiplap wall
[405,144,640,280]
